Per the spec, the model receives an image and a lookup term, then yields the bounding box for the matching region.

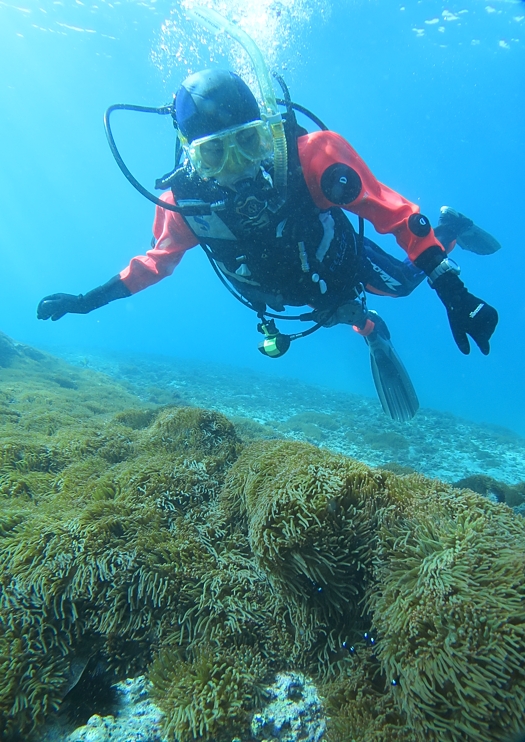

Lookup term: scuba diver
[36,12,500,423]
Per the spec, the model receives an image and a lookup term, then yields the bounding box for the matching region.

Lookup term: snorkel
[186,6,288,199]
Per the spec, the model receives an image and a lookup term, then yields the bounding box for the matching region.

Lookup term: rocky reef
[1,332,525,742]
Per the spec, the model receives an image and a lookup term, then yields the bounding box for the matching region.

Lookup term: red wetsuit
[119,131,444,295]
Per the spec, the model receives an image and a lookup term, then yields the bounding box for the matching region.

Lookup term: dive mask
[185,119,274,180]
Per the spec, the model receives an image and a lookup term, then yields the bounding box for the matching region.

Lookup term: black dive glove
[432,271,498,355]
[37,276,131,321]
[415,247,498,355]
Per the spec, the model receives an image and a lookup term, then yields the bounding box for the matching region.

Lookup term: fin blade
[368,345,419,422]
[456,225,502,255]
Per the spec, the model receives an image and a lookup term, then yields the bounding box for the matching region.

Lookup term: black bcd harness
[104,75,366,356]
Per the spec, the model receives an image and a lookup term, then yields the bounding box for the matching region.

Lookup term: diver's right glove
[37,276,131,321]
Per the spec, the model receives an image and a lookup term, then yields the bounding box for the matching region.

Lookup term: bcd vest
[170,159,364,313]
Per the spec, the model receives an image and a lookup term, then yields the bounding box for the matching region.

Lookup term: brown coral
[367,477,525,741]
[2,337,525,742]
[223,441,525,741]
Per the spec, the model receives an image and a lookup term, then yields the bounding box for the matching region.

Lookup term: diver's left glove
[433,272,498,355]
[37,275,131,321]
[415,247,498,355]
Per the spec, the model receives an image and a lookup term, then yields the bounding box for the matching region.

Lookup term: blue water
[1,0,524,434]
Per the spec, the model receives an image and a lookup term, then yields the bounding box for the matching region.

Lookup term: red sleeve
[298,130,444,262]
[119,191,199,294]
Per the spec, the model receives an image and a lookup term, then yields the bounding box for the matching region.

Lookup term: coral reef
[251,671,326,742]
[64,345,525,484]
[367,474,525,740]
[0,404,242,738]
[452,472,525,507]
[322,646,417,742]
[2,334,525,742]
[150,645,266,742]
[219,440,380,671]
[222,441,525,741]
[62,676,165,742]
[0,338,246,739]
